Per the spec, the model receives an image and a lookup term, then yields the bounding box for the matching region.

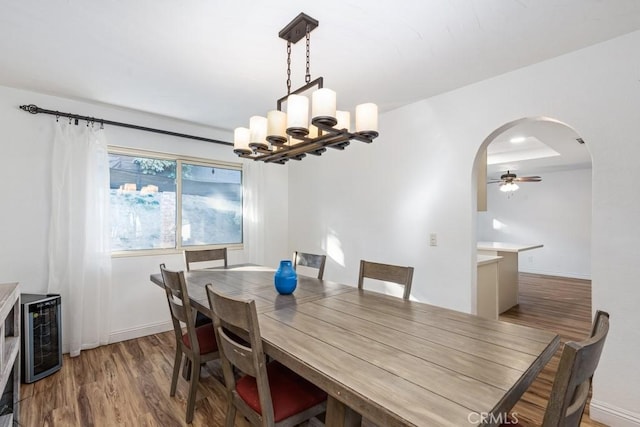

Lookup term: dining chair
[184,248,228,326]
[159,264,220,424]
[358,260,414,300]
[184,247,228,271]
[205,284,327,427]
[541,310,610,427]
[292,251,327,280]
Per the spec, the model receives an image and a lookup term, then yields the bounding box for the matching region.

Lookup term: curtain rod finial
[19,104,39,114]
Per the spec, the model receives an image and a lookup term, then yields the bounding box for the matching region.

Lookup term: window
[108,149,242,253]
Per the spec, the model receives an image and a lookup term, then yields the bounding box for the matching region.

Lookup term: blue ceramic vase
[274,260,297,294]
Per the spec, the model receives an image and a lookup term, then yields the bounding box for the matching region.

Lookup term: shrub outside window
[108,149,242,253]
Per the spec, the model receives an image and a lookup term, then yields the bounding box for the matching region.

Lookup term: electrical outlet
[429,233,437,246]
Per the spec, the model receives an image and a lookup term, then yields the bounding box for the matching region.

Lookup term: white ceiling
[486,119,591,178]
[2,1,639,171]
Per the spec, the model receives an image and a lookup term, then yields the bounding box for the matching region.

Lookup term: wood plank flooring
[19,273,607,426]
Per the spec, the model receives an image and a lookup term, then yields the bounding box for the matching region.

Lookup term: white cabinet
[477,256,501,319]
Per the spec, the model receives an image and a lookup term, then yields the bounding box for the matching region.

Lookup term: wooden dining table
[150,264,559,427]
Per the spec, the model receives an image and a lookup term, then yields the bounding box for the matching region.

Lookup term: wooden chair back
[358,260,414,300]
[184,247,228,271]
[542,310,610,427]
[160,264,200,355]
[293,251,327,279]
[205,285,275,425]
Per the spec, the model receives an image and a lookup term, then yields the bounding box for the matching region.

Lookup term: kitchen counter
[477,241,543,313]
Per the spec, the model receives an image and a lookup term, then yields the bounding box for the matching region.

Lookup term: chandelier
[233,13,379,164]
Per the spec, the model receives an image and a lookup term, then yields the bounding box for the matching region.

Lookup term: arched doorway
[473,116,592,318]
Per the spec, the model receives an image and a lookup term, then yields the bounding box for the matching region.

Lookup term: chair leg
[185,358,200,424]
[224,401,236,427]
[182,357,192,380]
[170,348,183,397]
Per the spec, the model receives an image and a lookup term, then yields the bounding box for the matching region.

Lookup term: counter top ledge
[477,255,503,266]
[477,241,543,253]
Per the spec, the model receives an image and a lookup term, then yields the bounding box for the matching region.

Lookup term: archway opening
[472,116,593,319]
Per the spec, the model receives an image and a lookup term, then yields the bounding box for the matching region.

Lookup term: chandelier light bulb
[286,94,310,138]
[311,88,337,127]
[335,111,351,132]
[308,124,319,139]
[355,103,379,138]
[267,110,287,145]
[249,116,268,150]
[233,127,251,154]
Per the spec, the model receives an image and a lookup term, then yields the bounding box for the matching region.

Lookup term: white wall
[478,168,592,279]
[288,31,640,424]
[0,85,289,344]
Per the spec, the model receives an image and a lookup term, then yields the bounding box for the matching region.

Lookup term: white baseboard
[519,268,591,280]
[109,320,173,344]
[591,400,640,427]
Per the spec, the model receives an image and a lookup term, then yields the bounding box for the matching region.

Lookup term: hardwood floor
[20,332,242,426]
[19,273,606,426]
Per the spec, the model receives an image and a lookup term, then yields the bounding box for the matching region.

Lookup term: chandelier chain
[286,41,292,95]
[305,25,311,83]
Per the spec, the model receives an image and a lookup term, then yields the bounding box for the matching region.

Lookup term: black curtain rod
[19,104,233,147]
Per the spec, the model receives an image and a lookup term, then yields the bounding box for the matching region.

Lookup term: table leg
[325,395,362,427]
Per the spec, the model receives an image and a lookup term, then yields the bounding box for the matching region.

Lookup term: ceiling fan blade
[514,176,542,182]
[487,180,503,184]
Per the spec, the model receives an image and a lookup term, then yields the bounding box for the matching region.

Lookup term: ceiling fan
[488,170,542,192]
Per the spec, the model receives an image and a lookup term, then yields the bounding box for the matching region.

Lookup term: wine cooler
[21,294,63,383]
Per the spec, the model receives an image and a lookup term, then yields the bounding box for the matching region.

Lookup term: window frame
[108,145,244,258]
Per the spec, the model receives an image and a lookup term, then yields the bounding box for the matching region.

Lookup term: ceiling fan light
[500,182,519,192]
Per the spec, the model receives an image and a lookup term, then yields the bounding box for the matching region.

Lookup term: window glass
[108,151,243,253]
[181,164,243,246]
[109,154,177,250]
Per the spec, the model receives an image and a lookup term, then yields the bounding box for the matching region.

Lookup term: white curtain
[244,160,266,265]
[48,121,112,357]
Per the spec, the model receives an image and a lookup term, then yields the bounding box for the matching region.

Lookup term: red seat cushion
[181,323,218,355]
[236,361,327,422]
